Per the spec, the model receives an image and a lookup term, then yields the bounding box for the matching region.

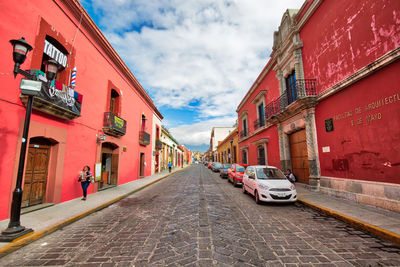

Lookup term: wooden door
[289,130,309,184]
[111,154,119,185]
[155,154,159,172]
[22,144,50,208]
[139,153,145,177]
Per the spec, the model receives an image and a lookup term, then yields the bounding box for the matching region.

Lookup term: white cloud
[168,116,237,146]
[86,0,304,146]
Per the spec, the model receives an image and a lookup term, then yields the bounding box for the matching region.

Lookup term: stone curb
[0,166,189,258]
[297,198,400,245]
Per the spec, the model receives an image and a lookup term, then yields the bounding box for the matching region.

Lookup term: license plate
[276,193,287,197]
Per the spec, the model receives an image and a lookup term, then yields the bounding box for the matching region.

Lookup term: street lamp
[0,37,59,242]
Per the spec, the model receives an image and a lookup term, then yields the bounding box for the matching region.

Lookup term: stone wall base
[319,176,400,213]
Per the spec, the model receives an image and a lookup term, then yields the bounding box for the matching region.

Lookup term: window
[257,102,265,127]
[256,167,286,180]
[242,118,248,136]
[285,70,297,104]
[141,115,146,131]
[110,89,120,115]
[41,35,68,83]
[242,150,248,164]
[257,145,265,165]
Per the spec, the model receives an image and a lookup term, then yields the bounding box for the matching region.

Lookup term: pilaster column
[303,108,321,190]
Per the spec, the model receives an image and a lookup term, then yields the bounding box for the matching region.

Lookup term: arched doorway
[100,142,119,190]
[22,137,55,208]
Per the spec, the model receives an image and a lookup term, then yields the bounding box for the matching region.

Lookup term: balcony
[155,138,163,150]
[265,79,316,120]
[139,131,151,146]
[103,112,127,137]
[240,130,248,138]
[253,118,265,130]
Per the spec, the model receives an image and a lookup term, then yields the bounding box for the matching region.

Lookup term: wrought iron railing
[139,131,151,146]
[155,139,163,150]
[253,118,265,130]
[240,130,248,138]
[103,112,127,136]
[265,79,316,120]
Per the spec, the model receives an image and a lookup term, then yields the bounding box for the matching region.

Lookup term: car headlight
[258,183,269,189]
[290,184,295,190]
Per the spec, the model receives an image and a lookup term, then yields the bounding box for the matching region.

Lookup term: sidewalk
[0,165,188,257]
[296,184,400,245]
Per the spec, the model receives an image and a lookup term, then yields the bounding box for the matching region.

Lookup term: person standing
[78,165,93,200]
[168,161,172,173]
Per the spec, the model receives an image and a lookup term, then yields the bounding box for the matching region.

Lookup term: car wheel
[233,178,237,187]
[242,185,246,194]
[255,190,261,204]
[228,177,231,183]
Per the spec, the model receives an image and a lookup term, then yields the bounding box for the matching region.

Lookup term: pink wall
[315,60,400,184]
[0,0,156,219]
[300,0,400,93]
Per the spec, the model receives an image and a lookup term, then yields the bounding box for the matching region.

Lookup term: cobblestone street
[1,165,399,266]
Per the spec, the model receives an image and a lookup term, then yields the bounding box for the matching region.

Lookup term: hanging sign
[43,40,68,68]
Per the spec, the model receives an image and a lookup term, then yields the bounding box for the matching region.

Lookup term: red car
[228,164,249,186]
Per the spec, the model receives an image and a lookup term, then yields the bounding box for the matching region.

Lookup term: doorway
[257,145,265,165]
[289,129,309,184]
[155,152,159,173]
[100,142,119,190]
[139,153,145,177]
[22,138,51,208]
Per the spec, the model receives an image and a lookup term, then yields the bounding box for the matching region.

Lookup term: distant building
[216,128,239,164]
[209,127,235,162]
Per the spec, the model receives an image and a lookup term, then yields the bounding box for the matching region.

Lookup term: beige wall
[216,128,239,164]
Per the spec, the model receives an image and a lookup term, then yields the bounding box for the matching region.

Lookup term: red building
[0,0,161,220]
[237,0,400,212]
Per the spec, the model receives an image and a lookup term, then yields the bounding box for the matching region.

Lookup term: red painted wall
[315,60,400,184]
[238,65,278,135]
[300,0,400,93]
[237,63,281,168]
[239,126,281,168]
[0,0,156,219]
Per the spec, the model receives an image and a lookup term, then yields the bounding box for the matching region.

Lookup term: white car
[242,165,297,204]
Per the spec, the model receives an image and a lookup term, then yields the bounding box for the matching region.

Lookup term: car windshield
[214,163,222,168]
[256,168,286,180]
[236,166,246,172]
[223,164,231,168]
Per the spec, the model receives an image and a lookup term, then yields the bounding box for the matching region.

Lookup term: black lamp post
[0,37,59,242]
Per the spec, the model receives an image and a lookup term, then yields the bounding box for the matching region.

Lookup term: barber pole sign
[71,67,77,88]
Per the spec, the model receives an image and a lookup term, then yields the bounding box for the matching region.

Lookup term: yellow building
[216,128,239,164]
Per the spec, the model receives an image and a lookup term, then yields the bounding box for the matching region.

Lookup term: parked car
[211,162,223,172]
[219,164,232,178]
[228,164,248,186]
[242,165,297,204]
[208,162,214,169]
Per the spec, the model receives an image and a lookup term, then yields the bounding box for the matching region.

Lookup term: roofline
[236,0,321,113]
[57,0,162,115]
[236,57,276,112]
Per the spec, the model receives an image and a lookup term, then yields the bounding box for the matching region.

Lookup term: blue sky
[81,0,304,152]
